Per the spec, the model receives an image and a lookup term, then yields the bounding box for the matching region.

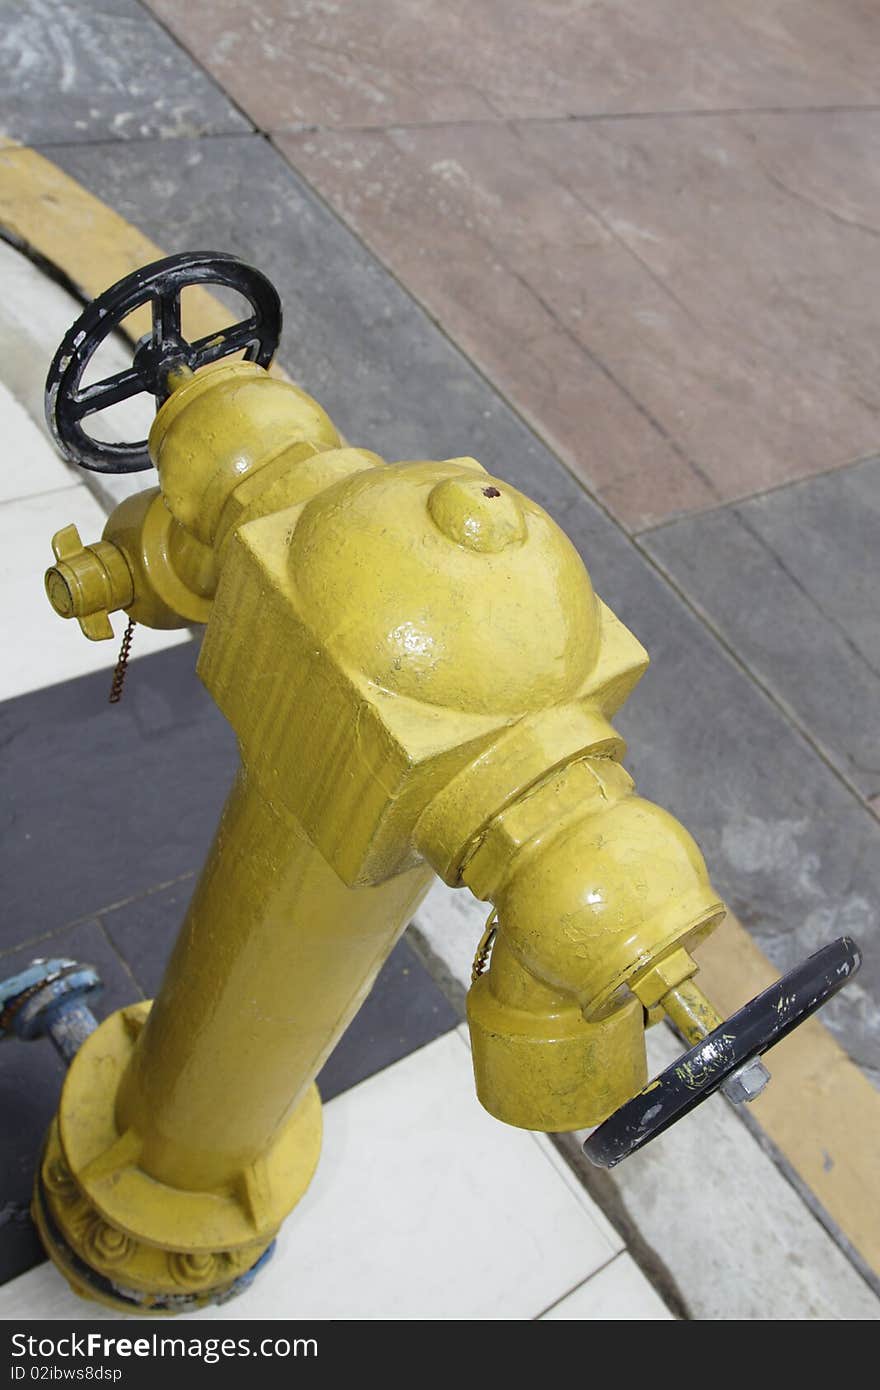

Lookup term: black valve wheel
[45,251,282,474]
[583,935,861,1168]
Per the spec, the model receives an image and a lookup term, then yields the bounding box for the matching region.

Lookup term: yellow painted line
[1,138,876,1279]
[698,915,880,1279]
[0,139,288,376]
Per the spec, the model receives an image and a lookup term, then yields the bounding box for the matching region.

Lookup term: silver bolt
[721,1057,771,1105]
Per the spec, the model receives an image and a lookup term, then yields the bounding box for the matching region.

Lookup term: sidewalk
[1,0,878,1319]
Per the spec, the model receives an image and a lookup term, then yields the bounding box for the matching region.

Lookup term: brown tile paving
[278,120,709,524]
[144,0,880,528]
[279,111,880,529]
[145,0,880,129]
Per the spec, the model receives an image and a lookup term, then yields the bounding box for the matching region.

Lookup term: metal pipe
[115,766,433,1192]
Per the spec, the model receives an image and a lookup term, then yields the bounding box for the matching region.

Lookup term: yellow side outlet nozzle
[45,523,134,641]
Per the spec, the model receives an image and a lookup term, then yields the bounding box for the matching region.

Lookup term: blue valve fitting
[0,958,102,1065]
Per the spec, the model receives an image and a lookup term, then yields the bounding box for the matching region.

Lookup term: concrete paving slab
[144,0,880,129]
[280,108,880,529]
[645,456,880,803]
[541,1253,673,1321]
[0,0,248,145]
[561,1027,880,1320]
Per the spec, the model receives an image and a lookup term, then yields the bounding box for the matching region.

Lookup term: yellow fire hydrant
[7,252,855,1313]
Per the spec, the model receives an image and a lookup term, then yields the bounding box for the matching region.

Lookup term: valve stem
[662,977,771,1106]
[108,619,136,704]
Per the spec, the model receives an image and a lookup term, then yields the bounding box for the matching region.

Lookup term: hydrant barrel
[114,767,433,1193]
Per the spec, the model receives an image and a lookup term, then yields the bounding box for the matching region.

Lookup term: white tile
[0,1031,618,1321]
[0,240,190,700]
[0,487,188,701]
[0,238,90,435]
[541,1254,673,1321]
[452,1023,624,1255]
[0,238,163,515]
[0,380,78,503]
[412,876,489,1002]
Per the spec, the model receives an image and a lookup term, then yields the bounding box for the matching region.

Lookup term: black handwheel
[583,935,861,1168]
[45,251,282,475]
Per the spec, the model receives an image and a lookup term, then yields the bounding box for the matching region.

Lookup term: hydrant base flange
[31,1172,277,1317]
[40,1003,322,1308]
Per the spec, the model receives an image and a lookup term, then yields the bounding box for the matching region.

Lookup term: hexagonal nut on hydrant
[630,946,698,1009]
[721,1057,771,1105]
